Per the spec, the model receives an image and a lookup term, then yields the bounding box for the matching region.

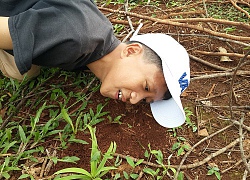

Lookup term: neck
[86,43,125,82]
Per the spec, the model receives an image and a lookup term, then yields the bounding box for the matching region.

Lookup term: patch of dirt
[4,0,250,179]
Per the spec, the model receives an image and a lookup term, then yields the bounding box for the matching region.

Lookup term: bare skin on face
[87,42,168,104]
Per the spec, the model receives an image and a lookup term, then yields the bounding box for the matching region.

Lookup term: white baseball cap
[130,33,190,128]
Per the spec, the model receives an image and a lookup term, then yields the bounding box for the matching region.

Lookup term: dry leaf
[201,100,212,106]
[198,128,209,137]
[243,139,250,155]
[0,108,7,118]
[218,47,233,62]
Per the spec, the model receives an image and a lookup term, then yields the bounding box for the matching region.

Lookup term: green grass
[0,68,109,179]
[1,0,250,179]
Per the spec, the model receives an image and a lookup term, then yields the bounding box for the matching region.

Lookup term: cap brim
[150,56,186,128]
[150,98,185,128]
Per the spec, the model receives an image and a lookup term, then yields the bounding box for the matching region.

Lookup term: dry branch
[230,0,250,19]
[191,70,250,81]
[195,50,250,59]
[171,17,250,30]
[239,114,250,173]
[189,54,229,71]
[174,124,234,179]
[165,10,205,18]
[166,33,250,47]
[222,154,250,174]
[114,136,240,171]
[99,7,250,41]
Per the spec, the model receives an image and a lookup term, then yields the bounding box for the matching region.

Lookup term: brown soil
[3,0,250,180]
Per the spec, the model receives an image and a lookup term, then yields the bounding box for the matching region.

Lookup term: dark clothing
[0,0,120,74]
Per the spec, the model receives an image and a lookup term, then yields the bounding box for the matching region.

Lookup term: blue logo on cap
[179,72,188,92]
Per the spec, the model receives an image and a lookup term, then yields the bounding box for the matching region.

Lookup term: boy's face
[99,55,167,104]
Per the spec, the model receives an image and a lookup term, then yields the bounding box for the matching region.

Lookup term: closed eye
[142,98,148,104]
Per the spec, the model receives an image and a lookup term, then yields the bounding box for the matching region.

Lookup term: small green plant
[142,144,179,180]
[107,115,123,124]
[168,107,196,137]
[54,125,117,180]
[207,164,221,180]
[0,156,20,179]
[184,107,197,132]
[83,103,109,128]
[113,24,125,35]
[224,27,236,34]
[167,127,179,137]
[171,137,190,156]
[166,0,181,7]
[122,156,144,179]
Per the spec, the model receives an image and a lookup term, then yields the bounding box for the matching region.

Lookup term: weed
[207,164,221,180]
[184,107,197,132]
[107,115,123,124]
[123,156,144,179]
[224,27,236,34]
[142,144,176,179]
[166,1,181,7]
[171,137,191,156]
[83,103,109,128]
[113,24,125,35]
[54,125,117,179]
[207,2,250,23]
[168,107,196,137]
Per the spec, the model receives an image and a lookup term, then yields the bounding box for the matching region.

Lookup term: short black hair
[126,41,162,69]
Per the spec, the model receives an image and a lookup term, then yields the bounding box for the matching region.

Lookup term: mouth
[118,90,123,100]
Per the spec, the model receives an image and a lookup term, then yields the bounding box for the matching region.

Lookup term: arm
[0,17,13,50]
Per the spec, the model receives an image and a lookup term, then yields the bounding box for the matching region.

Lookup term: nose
[129,91,144,104]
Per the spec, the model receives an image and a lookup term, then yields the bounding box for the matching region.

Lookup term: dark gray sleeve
[8,1,82,74]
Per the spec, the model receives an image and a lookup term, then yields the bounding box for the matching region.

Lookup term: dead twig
[195,50,250,59]
[221,154,250,173]
[229,49,250,118]
[231,119,250,132]
[124,0,134,31]
[243,160,250,180]
[44,149,57,176]
[166,33,250,47]
[174,124,234,179]
[40,157,48,178]
[239,113,250,173]
[191,70,250,81]
[171,17,250,30]
[114,136,240,172]
[200,105,250,112]
[230,0,250,19]
[189,54,229,71]
[99,7,250,41]
[165,10,205,19]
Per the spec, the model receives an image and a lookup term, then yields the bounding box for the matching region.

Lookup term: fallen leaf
[218,47,233,62]
[198,128,209,137]
[0,108,7,118]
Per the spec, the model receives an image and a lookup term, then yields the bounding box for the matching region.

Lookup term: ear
[121,43,143,58]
